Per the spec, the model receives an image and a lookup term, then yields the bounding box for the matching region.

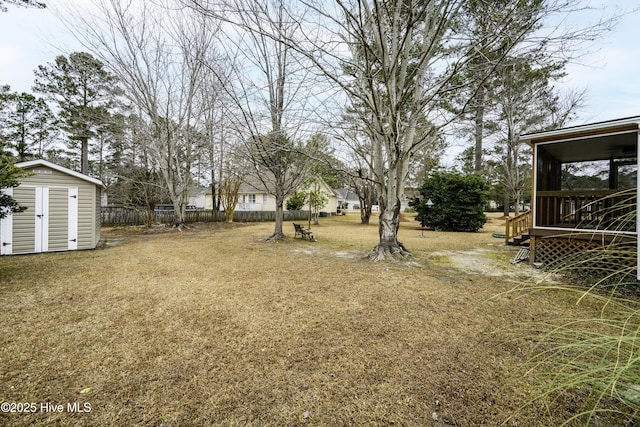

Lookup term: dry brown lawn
[0,213,609,426]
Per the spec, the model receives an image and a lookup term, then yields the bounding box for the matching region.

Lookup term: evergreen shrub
[411,171,489,232]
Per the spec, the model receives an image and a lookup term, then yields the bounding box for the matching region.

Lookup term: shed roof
[521,116,640,163]
[16,159,105,188]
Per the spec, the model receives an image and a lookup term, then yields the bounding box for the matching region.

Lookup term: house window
[248,194,256,204]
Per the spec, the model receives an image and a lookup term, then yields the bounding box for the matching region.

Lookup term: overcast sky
[1,2,638,127]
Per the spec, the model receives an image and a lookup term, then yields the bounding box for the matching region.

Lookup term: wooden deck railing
[535,189,636,230]
[504,210,533,244]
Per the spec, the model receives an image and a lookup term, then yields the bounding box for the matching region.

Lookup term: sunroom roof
[521,116,640,163]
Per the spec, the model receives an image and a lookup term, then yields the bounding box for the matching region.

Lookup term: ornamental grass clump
[521,189,640,425]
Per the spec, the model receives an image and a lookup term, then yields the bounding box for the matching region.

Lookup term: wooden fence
[101,206,311,226]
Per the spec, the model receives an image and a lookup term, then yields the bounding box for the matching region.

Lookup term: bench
[293,223,314,240]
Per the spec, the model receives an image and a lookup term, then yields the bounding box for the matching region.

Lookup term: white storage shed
[1,159,104,255]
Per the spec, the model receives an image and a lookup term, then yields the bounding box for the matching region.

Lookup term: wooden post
[529,235,536,265]
[308,190,312,230]
[504,215,510,245]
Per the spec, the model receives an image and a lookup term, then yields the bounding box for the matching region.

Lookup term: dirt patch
[430,247,516,275]
[426,246,557,283]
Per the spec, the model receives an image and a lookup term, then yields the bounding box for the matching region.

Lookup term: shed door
[2,186,79,254]
[40,187,79,252]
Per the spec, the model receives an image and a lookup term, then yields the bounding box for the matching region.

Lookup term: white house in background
[188,186,208,209]
[300,178,339,214]
[1,159,104,255]
[334,187,414,212]
[334,188,361,210]
[235,177,271,211]
[205,176,338,214]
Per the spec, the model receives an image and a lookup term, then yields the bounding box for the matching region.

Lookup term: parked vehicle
[153,204,197,212]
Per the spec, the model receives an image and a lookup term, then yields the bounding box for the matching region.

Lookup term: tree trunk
[359,184,373,225]
[367,165,411,262]
[267,197,286,241]
[81,137,89,175]
[513,136,521,216]
[210,169,216,211]
[360,203,371,225]
[474,85,485,174]
[224,208,234,222]
[173,197,186,226]
[368,199,409,261]
[503,192,510,217]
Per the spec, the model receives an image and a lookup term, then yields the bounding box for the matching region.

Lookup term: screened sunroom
[519,116,639,277]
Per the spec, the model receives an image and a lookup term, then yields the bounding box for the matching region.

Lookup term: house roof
[334,188,359,200]
[238,176,338,196]
[238,176,274,194]
[520,116,640,163]
[189,186,209,197]
[16,159,105,187]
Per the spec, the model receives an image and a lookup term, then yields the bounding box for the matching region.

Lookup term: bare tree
[194,62,235,213]
[198,0,478,255]
[334,121,377,225]
[291,1,475,260]
[55,0,221,225]
[191,0,321,240]
[219,160,243,222]
[189,0,611,254]
[273,0,617,260]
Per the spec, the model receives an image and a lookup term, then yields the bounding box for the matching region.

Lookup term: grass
[0,213,625,426]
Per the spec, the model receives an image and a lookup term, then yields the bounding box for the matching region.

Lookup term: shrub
[411,171,489,232]
[286,191,306,211]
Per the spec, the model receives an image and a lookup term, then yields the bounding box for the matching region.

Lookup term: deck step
[507,232,530,246]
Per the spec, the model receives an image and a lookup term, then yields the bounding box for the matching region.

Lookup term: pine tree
[0,141,28,218]
[0,0,45,13]
[33,52,121,174]
[0,89,57,161]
